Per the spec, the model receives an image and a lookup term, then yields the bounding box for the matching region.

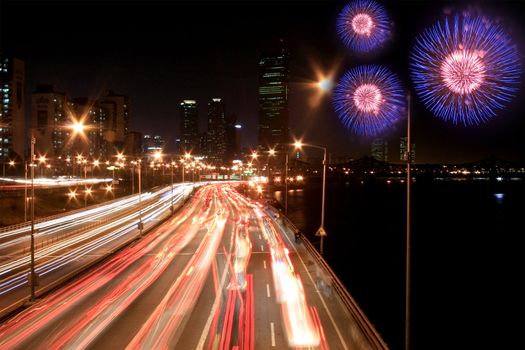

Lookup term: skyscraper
[72,98,107,159]
[0,56,25,162]
[180,100,198,153]
[225,113,241,163]
[258,41,289,149]
[31,85,69,158]
[125,131,142,157]
[371,138,388,162]
[400,137,416,163]
[142,134,165,156]
[99,91,130,154]
[206,98,227,164]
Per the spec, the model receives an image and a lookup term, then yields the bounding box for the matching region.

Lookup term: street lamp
[2,160,15,177]
[293,140,328,255]
[84,187,92,207]
[137,159,143,234]
[170,161,175,213]
[182,153,191,183]
[267,148,276,196]
[29,136,36,302]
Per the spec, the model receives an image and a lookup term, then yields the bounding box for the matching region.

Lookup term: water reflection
[494,193,505,204]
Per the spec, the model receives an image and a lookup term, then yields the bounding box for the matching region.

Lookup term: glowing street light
[293,139,328,255]
[71,121,85,134]
[318,78,334,92]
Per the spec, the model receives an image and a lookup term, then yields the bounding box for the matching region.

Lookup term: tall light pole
[24,161,28,222]
[29,136,36,302]
[284,151,289,215]
[267,148,275,197]
[170,161,174,213]
[405,93,412,350]
[294,140,328,255]
[138,159,143,234]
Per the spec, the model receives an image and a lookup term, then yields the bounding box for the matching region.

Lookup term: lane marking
[278,217,349,350]
[270,322,276,347]
[266,283,271,298]
[258,234,262,240]
[260,244,264,252]
[263,260,267,269]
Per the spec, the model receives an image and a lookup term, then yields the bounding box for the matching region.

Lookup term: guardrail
[274,209,389,350]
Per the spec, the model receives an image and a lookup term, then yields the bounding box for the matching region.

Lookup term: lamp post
[267,149,275,197]
[29,136,36,302]
[405,93,412,350]
[294,141,328,255]
[285,152,288,215]
[24,161,28,222]
[170,161,174,213]
[138,159,143,234]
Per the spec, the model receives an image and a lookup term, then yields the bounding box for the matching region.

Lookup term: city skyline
[1,0,524,164]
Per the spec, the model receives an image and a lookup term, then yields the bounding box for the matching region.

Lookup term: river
[272,178,524,349]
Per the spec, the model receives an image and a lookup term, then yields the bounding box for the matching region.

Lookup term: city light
[293,141,303,149]
[318,78,333,92]
[70,120,85,134]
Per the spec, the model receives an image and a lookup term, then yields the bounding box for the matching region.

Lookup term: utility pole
[405,93,412,350]
[285,152,288,215]
[29,136,36,302]
[138,160,143,235]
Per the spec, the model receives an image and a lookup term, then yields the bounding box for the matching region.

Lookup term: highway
[0,183,198,316]
[0,183,386,349]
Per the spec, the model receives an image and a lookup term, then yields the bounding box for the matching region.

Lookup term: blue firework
[410,13,522,125]
[333,65,406,136]
[336,0,391,53]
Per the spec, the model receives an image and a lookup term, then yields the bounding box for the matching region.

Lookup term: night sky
[1,0,524,163]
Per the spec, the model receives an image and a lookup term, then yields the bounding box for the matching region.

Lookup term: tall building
[72,98,107,159]
[225,113,241,162]
[180,100,198,153]
[258,42,289,149]
[125,131,142,157]
[400,137,416,163]
[142,134,165,156]
[371,138,388,162]
[99,91,129,154]
[198,132,208,157]
[206,98,227,164]
[31,85,69,158]
[0,56,25,162]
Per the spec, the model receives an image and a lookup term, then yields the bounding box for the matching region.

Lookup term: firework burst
[336,0,391,53]
[410,13,521,125]
[333,65,405,135]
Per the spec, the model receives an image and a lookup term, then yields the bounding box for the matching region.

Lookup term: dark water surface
[273,179,524,350]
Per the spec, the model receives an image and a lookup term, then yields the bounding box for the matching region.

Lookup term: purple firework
[410,13,522,125]
[336,0,391,53]
[333,65,406,135]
